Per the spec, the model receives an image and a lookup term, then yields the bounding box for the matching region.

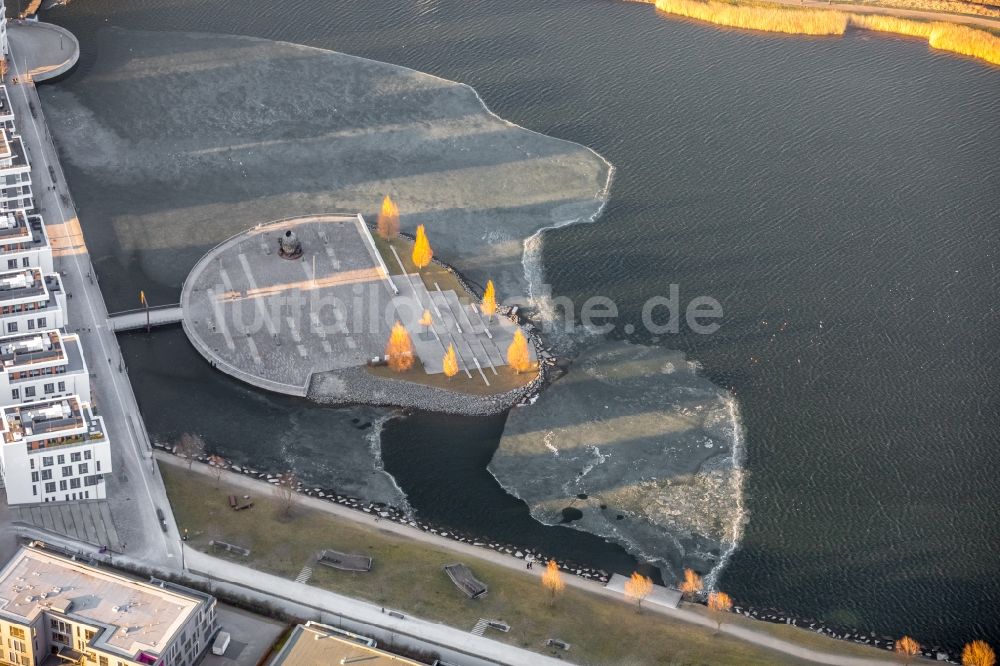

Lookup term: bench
[234,501,253,511]
[317,549,372,572]
[443,563,487,599]
[228,495,238,509]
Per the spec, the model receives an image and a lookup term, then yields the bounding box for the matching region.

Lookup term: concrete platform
[181,214,394,396]
[8,21,79,82]
[182,214,535,396]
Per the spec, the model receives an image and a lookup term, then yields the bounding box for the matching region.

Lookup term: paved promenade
[6,28,183,569]
[160,454,896,666]
[7,21,79,82]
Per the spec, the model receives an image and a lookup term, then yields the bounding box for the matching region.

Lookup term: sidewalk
[6,30,183,569]
[160,453,897,666]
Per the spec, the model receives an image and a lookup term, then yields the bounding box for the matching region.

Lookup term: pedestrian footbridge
[107,305,183,332]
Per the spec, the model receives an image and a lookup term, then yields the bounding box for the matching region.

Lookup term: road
[6,26,183,570]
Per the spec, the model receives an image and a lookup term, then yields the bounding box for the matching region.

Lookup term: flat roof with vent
[269,622,425,666]
[0,548,206,661]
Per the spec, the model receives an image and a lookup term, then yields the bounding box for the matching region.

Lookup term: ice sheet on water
[490,341,746,581]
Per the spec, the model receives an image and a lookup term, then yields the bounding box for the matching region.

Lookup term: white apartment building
[0,86,15,131]
[0,545,219,666]
[0,1,7,57]
[0,211,52,273]
[0,128,33,213]
[0,395,110,504]
[0,329,89,406]
[0,267,66,335]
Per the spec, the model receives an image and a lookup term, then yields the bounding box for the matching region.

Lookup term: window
[57,381,65,392]
[61,466,72,477]
[78,463,88,475]
[43,484,54,494]
[96,461,101,472]
[42,456,52,467]
[26,320,34,330]
[99,657,108,666]
[28,457,33,469]
[23,386,33,397]
[51,631,68,644]
[6,323,16,334]
[43,383,53,394]
[84,476,99,487]
[6,259,15,269]
[57,454,64,464]
[31,486,35,496]
[30,472,37,482]
[71,452,81,462]
[20,258,28,268]
[70,478,80,489]
[84,450,92,460]
[36,318,45,328]
[58,480,67,491]
[40,469,51,481]
[9,628,24,641]
[11,388,18,400]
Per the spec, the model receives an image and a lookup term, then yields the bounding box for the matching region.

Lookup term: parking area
[200,604,288,666]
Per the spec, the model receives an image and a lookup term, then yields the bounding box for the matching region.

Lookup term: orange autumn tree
[419,309,433,334]
[707,591,733,632]
[963,641,996,666]
[412,224,433,270]
[624,572,654,613]
[541,560,565,605]
[507,329,532,374]
[385,321,414,372]
[442,344,459,379]
[481,279,497,320]
[895,636,920,665]
[377,195,399,240]
[680,568,704,602]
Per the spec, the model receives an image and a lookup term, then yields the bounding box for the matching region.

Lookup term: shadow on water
[379,411,662,583]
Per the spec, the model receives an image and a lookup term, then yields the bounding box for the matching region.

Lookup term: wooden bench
[443,563,487,599]
[228,495,238,509]
[317,549,372,572]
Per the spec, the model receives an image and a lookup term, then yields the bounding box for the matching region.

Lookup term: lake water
[48,0,999,648]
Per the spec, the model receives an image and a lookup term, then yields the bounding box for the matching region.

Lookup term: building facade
[0,546,219,666]
[0,268,65,336]
[0,128,33,213]
[0,329,90,406]
[0,395,110,503]
[0,213,52,281]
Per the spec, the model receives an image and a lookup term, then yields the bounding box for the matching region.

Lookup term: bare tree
[207,455,226,488]
[175,433,205,470]
[274,470,300,519]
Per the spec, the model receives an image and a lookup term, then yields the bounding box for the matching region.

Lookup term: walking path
[159,453,898,666]
[6,23,183,569]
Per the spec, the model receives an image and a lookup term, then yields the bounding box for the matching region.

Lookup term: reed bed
[652,0,1000,65]
[927,21,1000,64]
[848,14,934,36]
[654,0,848,34]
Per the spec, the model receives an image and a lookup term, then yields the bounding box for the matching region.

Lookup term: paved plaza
[181,215,533,395]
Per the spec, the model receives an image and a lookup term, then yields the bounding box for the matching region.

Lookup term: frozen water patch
[491,341,746,583]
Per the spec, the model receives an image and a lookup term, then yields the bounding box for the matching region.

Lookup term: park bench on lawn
[317,549,372,572]
[444,563,487,599]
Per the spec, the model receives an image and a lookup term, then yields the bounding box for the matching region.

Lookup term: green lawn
[163,464,893,665]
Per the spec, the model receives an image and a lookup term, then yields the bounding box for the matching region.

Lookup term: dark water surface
[48,0,999,648]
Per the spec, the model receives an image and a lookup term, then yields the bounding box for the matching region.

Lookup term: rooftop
[0,548,206,661]
[0,86,11,120]
[0,209,30,243]
[1,395,102,444]
[0,329,65,367]
[0,267,61,303]
[270,622,426,666]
